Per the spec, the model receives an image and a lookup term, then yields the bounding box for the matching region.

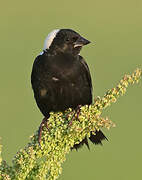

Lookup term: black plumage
[31,29,107,149]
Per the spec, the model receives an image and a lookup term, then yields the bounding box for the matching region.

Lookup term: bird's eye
[72,36,78,42]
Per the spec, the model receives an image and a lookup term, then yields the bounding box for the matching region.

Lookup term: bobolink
[31,29,107,149]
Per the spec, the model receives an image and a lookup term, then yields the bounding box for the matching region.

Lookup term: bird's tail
[72,130,108,150]
[89,130,108,145]
[72,137,90,150]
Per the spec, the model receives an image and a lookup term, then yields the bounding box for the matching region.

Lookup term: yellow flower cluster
[0,68,141,180]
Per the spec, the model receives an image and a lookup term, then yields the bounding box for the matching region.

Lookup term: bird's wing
[31,55,42,94]
[31,54,52,116]
[79,55,93,94]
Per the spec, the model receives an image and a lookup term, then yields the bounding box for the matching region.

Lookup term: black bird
[31,29,107,149]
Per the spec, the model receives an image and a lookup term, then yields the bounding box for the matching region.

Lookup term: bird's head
[43,29,91,55]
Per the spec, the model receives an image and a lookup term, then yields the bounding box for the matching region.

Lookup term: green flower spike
[0,68,141,180]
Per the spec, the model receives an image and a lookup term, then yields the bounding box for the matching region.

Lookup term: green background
[0,0,142,179]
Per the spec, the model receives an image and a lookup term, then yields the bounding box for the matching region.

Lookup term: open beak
[74,36,91,48]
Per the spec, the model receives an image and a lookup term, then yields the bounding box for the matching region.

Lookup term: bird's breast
[33,54,92,114]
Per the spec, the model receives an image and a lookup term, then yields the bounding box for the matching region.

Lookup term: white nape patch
[43,29,60,50]
[39,51,44,55]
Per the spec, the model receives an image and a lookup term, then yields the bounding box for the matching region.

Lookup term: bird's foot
[38,117,49,145]
[75,104,82,119]
[68,105,82,126]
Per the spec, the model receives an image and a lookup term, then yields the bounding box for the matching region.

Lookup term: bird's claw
[68,105,82,126]
[38,117,49,146]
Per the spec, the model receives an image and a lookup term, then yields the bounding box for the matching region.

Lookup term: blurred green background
[0,0,142,179]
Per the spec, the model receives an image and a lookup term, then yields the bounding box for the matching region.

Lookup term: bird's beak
[74,36,91,48]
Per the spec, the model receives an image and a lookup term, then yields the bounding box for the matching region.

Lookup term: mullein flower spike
[0,68,141,180]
